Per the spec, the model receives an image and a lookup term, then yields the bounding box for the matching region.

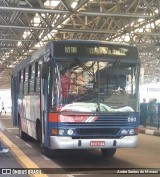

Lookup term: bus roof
[53,40,136,47]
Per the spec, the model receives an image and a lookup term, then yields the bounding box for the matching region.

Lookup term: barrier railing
[140,103,160,130]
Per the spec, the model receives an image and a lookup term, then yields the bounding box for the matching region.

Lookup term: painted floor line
[7,127,19,130]
[15,135,20,139]
[41,155,51,161]
[0,117,11,119]
[67,175,75,177]
[25,142,32,148]
[0,131,48,177]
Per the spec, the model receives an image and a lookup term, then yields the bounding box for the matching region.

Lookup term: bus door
[11,75,18,126]
[40,61,50,147]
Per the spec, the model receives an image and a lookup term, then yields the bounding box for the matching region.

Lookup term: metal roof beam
[136,32,160,36]
[0,38,35,42]
[0,6,155,19]
[57,28,117,34]
[0,6,69,14]
[77,12,154,19]
[0,24,48,30]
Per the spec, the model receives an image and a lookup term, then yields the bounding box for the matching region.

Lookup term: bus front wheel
[101,148,116,158]
[36,123,52,157]
[41,144,52,157]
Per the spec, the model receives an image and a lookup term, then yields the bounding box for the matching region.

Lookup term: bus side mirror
[42,63,49,79]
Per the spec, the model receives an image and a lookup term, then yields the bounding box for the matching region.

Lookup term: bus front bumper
[50,135,138,149]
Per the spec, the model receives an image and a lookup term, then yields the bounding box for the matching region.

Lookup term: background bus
[11,40,140,157]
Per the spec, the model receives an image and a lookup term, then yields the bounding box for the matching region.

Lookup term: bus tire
[41,144,52,157]
[19,119,29,141]
[36,122,52,157]
[36,121,41,143]
[101,148,116,158]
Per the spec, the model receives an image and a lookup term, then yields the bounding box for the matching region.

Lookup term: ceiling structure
[0,0,160,89]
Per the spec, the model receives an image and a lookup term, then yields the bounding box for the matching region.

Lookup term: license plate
[90,141,105,146]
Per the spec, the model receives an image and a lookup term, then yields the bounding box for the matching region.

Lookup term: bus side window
[24,67,29,95]
[18,70,21,94]
[23,68,26,94]
[35,61,40,93]
[19,70,24,95]
[28,65,31,93]
[29,64,35,94]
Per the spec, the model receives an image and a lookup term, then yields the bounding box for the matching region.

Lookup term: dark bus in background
[11,40,140,157]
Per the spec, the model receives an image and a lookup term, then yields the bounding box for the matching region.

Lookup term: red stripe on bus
[59,114,95,122]
[48,113,59,122]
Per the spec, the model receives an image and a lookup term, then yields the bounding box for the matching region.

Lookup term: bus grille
[76,128,120,135]
[64,114,129,127]
[94,114,128,126]
[60,114,132,137]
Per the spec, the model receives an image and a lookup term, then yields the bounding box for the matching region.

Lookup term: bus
[11,40,140,157]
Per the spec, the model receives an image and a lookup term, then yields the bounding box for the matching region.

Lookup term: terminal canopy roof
[0,0,159,88]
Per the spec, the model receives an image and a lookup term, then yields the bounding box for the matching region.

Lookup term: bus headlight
[59,129,65,135]
[121,129,128,135]
[67,129,74,135]
[129,129,135,135]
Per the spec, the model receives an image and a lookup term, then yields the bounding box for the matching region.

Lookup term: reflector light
[135,128,139,135]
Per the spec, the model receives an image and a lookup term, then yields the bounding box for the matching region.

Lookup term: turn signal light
[52,129,58,135]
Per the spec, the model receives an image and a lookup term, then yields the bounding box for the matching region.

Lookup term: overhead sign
[147,88,160,91]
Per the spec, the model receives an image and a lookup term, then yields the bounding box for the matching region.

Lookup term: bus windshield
[51,59,139,113]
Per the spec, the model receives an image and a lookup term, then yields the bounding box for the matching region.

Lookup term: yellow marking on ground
[0,118,11,119]
[0,132,48,177]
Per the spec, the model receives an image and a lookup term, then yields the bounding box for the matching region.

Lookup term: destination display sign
[64,46,128,56]
[54,42,137,60]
